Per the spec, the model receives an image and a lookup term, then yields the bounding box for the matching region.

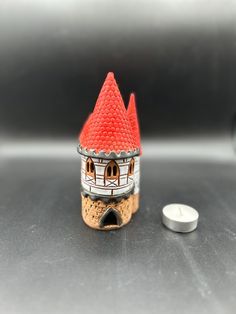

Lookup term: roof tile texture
[79,72,139,154]
[127,93,142,154]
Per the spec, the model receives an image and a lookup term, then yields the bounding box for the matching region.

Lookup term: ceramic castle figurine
[78,72,141,230]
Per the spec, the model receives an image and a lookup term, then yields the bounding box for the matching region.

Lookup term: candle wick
[179,206,183,216]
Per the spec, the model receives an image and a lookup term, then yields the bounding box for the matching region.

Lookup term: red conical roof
[79,72,138,155]
[127,93,142,154]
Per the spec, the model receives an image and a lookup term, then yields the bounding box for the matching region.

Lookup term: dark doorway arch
[100,208,121,228]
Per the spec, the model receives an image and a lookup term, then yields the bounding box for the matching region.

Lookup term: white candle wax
[162,204,199,233]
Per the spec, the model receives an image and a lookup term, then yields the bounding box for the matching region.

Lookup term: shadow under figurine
[78,72,141,230]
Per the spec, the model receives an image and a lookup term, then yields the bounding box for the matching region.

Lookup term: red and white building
[78,72,141,230]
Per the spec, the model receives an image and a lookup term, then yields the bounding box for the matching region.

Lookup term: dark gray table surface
[0,154,236,314]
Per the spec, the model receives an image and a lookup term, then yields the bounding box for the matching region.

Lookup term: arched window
[86,157,95,178]
[128,158,135,176]
[105,160,120,183]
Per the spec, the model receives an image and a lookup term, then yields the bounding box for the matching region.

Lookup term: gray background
[0,0,236,139]
[0,1,236,313]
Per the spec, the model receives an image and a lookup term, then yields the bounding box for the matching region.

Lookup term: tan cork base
[81,193,139,230]
[132,193,139,214]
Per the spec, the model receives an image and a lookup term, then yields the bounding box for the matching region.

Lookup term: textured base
[81,193,139,230]
[132,193,139,213]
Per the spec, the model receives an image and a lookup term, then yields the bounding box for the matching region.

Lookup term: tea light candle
[162,204,199,233]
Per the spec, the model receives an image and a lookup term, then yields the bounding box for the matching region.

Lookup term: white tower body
[133,156,140,194]
[81,155,138,197]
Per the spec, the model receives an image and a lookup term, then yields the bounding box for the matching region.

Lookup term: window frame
[104,160,120,184]
[128,158,135,176]
[86,157,96,179]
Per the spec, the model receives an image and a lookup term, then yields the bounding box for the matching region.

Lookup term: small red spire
[127,93,142,154]
[79,72,138,154]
